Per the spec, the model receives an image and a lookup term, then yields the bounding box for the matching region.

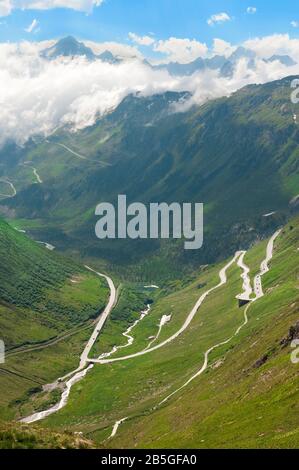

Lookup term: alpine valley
[0,35,298,450]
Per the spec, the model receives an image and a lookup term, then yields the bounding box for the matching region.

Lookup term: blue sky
[1,0,299,57]
[1,1,299,146]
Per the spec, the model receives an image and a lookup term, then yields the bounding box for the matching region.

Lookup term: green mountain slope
[0,218,108,348]
[0,217,108,423]
[1,78,298,279]
[111,221,299,449]
[0,420,94,449]
[27,217,298,449]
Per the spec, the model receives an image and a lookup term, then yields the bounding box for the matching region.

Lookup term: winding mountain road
[79,266,116,368]
[236,251,253,301]
[158,252,252,406]
[21,265,116,424]
[0,179,17,198]
[32,167,43,184]
[48,141,112,168]
[6,321,96,358]
[56,143,89,161]
[21,162,43,184]
[90,251,243,365]
[157,231,281,407]
[158,303,250,406]
[253,230,282,299]
[21,251,240,425]
[108,230,281,438]
[22,230,281,431]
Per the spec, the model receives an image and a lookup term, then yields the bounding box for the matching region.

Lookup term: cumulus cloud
[25,18,39,33]
[0,0,12,16]
[0,0,103,16]
[207,12,231,26]
[212,38,236,58]
[0,42,183,146]
[128,32,155,46]
[0,37,298,148]
[291,21,299,28]
[85,40,142,59]
[177,56,299,113]
[246,7,257,14]
[244,33,299,61]
[153,37,208,63]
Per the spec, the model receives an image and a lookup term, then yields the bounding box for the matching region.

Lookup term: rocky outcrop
[253,354,269,369]
[280,321,299,348]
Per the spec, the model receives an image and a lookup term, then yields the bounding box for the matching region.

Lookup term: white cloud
[85,40,142,59]
[212,38,236,58]
[207,12,231,26]
[291,21,299,28]
[25,18,38,33]
[154,37,208,63]
[0,37,298,148]
[244,34,299,61]
[0,0,12,16]
[179,55,299,113]
[128,32,155,47]
[0,0,103,16]
[246,7,257,14]
[0,41,184,146]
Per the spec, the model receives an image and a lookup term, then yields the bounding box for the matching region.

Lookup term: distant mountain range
[41,37,297,78]
[152,47,297,78]
[42,36,121,64]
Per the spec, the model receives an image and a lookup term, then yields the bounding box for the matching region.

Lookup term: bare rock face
[253,320,299,368]
[280,321,299,348]
[253,354,269,369]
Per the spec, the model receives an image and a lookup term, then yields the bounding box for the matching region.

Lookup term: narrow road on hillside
[79,267,116,368]
[32,167,43,184]
[47,141,112,168]
[57,266,117,380]
[236,251,253,301]
[21,266,116,424]
[57,143,89,161]
[253,230,282,299]
[107,230,281,439]
[21,251,240,424]
[89,251,243,365]
[105,251,251,438]
[0,179,17,198]
[6,322,95,358]
[157,231,281,407]
[158,251,252,406]
[22,231,281,428]
[22,163,43,184]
